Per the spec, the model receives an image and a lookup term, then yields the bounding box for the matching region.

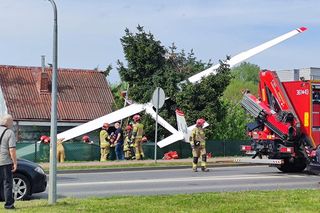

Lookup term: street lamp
[48,0,58,205]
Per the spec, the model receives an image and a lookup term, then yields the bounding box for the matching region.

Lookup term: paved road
[33,165,320,199]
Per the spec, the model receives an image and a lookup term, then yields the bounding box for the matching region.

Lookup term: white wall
[310,67,320,80]
[299,68,311,80]
[276,68,320,82]
[276,69,299,82]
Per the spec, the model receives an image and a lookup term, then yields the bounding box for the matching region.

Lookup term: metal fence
[16,140,251,163]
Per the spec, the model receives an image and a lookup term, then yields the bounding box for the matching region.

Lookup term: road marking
[57,174,305,187]
[58,181,319,197]
[57,165,273,176]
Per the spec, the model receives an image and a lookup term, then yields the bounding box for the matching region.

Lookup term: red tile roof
[0,65,114,122]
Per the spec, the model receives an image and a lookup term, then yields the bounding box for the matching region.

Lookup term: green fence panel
[38,143,50,162]
[16,140,251,162]
[63,142,100,161]
[224,140,251,156]
[206,140,225,157]
[143,140,251,159]
[16,142,37,162]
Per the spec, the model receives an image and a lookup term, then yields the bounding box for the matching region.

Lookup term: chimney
[38,55,49,93]
[41,55,45,73]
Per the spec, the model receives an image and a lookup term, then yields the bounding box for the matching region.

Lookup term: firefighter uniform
[131,122,144,160]
[99,128,110,162]
[123,135,130,160]
[123,130,134,160]
[57,139,65,163]
[190,119,208,172]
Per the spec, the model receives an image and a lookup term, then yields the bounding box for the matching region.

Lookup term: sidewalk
[39,157,240,173]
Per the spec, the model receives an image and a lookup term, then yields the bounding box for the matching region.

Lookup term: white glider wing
[186,27,307,84]
[157,109,210,148]
[144,104,179,134]
[157,122,210,148]
[57,103,145,141]
[157,132,184,148]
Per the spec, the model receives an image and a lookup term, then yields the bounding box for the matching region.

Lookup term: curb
[56,162,258,174]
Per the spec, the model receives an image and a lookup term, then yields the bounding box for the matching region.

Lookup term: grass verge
[14,189,320,213]
[42,161,208,172]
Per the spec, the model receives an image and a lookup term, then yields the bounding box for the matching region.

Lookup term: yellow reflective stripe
[304,112,309,127]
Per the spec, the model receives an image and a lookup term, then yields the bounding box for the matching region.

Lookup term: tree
[213,99,252,140]
[224,62,260,102]
[232,62,260,83]
[219,62,261,139]
[175,61,232,138]
[117,26,232,140]
[110,81,129,111]
[118,25,166,103]
[103,64,113,77]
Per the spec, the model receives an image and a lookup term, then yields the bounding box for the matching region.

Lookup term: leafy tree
[224,62,260,102]
[110,81,129,110]
[213,99,252,140]
[118,25,166,104]
[175,61,232,138]
[102,64,113,77]
[219,62,261,139]
[232,62,260,83]
[117,26,231,140]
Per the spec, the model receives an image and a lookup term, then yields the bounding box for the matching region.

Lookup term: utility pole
[48,0,58,205]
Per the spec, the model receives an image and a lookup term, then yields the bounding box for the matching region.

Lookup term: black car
[1,159,47,200]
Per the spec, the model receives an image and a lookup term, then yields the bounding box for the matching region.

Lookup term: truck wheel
[277,158,307,173]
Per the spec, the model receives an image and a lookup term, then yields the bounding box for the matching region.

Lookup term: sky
[0,0,319,84]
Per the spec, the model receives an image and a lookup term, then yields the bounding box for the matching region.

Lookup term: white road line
[57,166,271,176]
[59,181,318,197]
[57,174,304,187]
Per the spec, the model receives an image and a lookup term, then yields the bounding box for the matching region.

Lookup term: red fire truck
[239,70,320,173]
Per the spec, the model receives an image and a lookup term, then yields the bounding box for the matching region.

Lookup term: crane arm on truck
[241,71,300,142]
[239,70,313,173]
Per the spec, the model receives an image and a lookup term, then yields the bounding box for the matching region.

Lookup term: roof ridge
[0,64,101,73]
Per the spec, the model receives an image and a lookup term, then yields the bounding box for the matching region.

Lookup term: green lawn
[13,189,320,213]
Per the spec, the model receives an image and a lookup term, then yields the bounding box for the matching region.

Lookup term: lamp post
[48,0,58,205]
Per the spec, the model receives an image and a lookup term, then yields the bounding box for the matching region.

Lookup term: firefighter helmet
[125,125,132,131]
[196,118,205,126]
[102,123,109,129]
[133,114,141,122]
[44,136,50,144]
[40,135,47,142]
[82,135,90,142]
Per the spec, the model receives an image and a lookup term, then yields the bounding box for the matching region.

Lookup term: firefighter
[131,114,145,160]
[57,138,65,163]
[99,123,110,162]
[123,125,134,160]
[41,136,65,162]
[190,118,209,172]
[39,135,50,161]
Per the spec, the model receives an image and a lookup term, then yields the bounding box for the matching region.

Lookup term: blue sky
[0,0,319,84]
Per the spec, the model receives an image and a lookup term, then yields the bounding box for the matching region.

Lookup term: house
[0,65,114,142]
